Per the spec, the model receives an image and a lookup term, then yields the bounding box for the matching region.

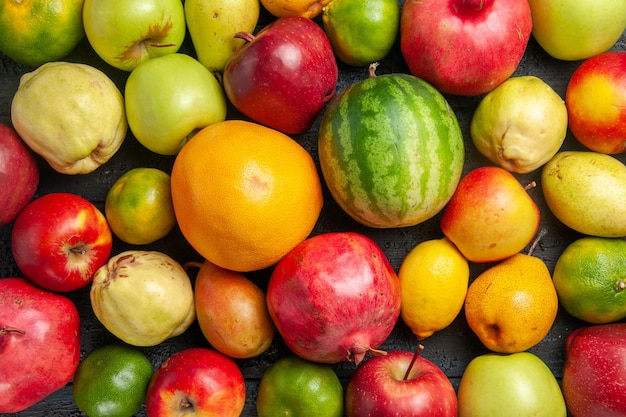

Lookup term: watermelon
[317,70,465,228]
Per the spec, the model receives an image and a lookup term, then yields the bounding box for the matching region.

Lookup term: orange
[260,0,330,19]
[464,253,558,353]
[171,120,323,272]
[0,0,85,67]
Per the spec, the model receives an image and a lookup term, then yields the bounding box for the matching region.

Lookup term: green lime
[256,355,344,417]
[553,236,626,324]
[322,0,400,66]
[72,344,153,417]
[0,0,85,67]
[105,167,176,245]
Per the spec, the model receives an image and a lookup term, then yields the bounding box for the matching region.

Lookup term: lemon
[399,237,470,340]
[0,0,85,67]
[553,236,626,324]
[105,167,176,245]
[72,344,153,417]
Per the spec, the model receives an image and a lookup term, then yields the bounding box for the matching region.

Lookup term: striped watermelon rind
[318,72,464,228]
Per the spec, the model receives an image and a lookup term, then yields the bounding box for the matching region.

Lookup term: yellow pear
[184,0,260,74]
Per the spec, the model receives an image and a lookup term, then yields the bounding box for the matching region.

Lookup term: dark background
[1,5,625,416]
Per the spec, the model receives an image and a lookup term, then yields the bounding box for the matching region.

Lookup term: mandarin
[171,120,323,272]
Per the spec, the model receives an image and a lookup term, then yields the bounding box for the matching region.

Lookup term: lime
[553,236,626,324]
[322,0,400,66]
[72,344,153,417]
[105,167,176,245]
[0,0,85,67]
[256,355,344,417]
[399,237,470,340]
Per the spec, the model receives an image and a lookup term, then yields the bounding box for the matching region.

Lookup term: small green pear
[542,151,626,237]
[184,0,260,74]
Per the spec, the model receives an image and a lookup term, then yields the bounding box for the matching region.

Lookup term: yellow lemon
[399,237,470,340]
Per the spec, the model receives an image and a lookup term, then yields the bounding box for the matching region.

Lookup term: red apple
[400,0,532,96]
[0,123,39,227]
[345,347,458,417]
[562,323,626,417]
[11,192,112,292]
[440,166,540,263]
[566,51,626,154]
[0,277,80,413]
[222,16,338,134]
[145,347,246,416]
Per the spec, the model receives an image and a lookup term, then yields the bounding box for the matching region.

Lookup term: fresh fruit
[0,277,81,413]
[470,75,568,174]
[192,260,275,359]
[0,0,85,67]
[457,352,567,417]
[527,0,626,61]
[184,0,260,74]
[322,0,400,66]
[565,51,626,154]
[260,0,329,18]
[256,355,344,417]
[105,167,175,245]
[146,347,245,417]
[125,53,227,155]
[541,151,626,237]
[83,0,186,71]
[399,238,470,340]
[90,250,196,346]
[400,0,532,96]
[222,16,338,134]
[562,323,626,417]
[170,120,323,272]
[318,68,464,228]
[345,347,458,417]
[464,253,559,353]
[72,344,153,417]
[266,232,401,364]
[440,166,540,263]
[552,236,626,324]
[10,61,127,175]
[11,192,112,292]
[0,123,39,227]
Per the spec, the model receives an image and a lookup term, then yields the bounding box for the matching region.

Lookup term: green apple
[457,352,567,417]
[528,0,626,61]
[185,0,260,74]
[125,53,227,155]
[83,0,186,72]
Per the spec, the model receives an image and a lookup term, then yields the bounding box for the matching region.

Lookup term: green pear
[185,0,260,74]
[542,151,626,237]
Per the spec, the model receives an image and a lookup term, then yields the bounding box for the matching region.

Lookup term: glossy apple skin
[457,352,567,417]
[11,192,112,292]
[345,350,458,417]
[145,347,246,417]
[400,0,532,96]
[566,51,626,154]
[223,16,339,134]
[0,123,39,227]
[562,323,626,417]
[528,0,626,61]
[0,277,80,413]
[440,166,540,263]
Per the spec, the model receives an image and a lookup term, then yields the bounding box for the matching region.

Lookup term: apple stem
[523,180,537,191]
[234,31,256,43]
[368,62,380,78]
[149,42,176,48]
[0,326,26,335]
[403,343,425,381]
[527,227,547,257]
[70,247,87,255]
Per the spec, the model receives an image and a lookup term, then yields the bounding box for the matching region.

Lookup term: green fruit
[542,151,626,237]
[256,355,344,417]
[318,68,464,228]
[72,344,153,417]
[553,236,626,324]
[322,0,399,66]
